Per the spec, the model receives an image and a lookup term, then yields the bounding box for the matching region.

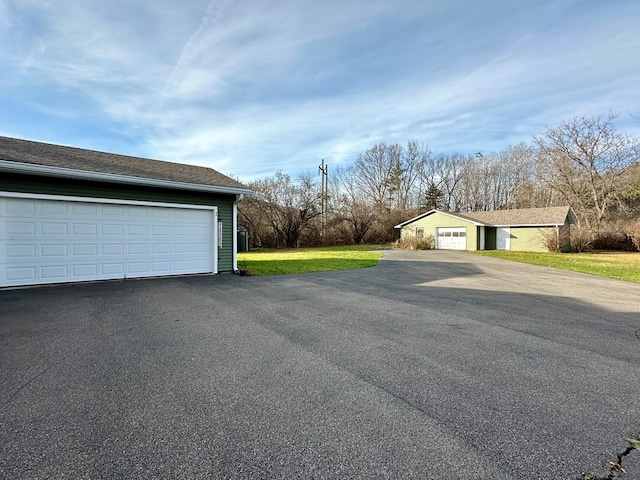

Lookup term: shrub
[591,224,635,251]
[625,219,640,252]
[416,235,435,250]
[570,225,593,253]
[540,227,572,253]
[541,227,563,253]
[395,235,435,250]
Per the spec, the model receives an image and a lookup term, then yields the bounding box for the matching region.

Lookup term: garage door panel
[152,244,170,254]
[73,264,98,277]
[72,224,97,235]
[151,225,171,236]
[42,244,68,256]
[128,244,148,254]
[42,222,68,235]
[7,221,36,235]
[6,244,36,258]
[73,244,98,256]
[7,266,36,282]
[73,204,97,215]
[41,202,68,214]
[173,243,190,254]
[128,225,148,235]
[41,265,67,280]
[102,244,124,255]
[152,261,171,272]
[5,198,36,214]
[102,205,125,216]
[128,206,149,217]
[102,264,124,276]
[436,227,467,250]
[1,197,216,287]
[102,224,123,235]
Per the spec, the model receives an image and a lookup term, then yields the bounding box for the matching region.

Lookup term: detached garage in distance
[394,206,573,252]
[0,136,251,288]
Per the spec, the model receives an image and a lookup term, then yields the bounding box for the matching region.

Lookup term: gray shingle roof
[0,136,249,192]
[395,206,572,228]
[457,206,571,226]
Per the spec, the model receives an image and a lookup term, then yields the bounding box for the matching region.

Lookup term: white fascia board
[0,160,253,196]
[394,209,438,228]
[493,223,564,227]
[395,209,486,228]
[395,210,486,228]
[437,211,484,226]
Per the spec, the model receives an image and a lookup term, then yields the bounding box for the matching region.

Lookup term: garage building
[394,207,573,252]
[0,136,251,288]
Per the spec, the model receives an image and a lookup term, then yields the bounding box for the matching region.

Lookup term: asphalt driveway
[1,250,639,479]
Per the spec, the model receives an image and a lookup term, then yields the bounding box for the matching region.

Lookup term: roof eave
[394,209,437,228]
[0,160,253,196]
[493,223,566,227]
[394,209,484,228]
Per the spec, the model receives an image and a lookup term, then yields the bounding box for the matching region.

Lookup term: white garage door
[436,227,467,250]
[0,195,217,287]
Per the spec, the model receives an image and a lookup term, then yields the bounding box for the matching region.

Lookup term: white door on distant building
[496,227,511,250]
[436,227,467,250]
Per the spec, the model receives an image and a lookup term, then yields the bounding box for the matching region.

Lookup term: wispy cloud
[1,0,639,180]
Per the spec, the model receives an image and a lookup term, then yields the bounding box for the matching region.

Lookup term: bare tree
[240,171,321,248]
[398,140,430,209]
[353,143,399,209]
[330,165,378,244]
[533,114,640,231]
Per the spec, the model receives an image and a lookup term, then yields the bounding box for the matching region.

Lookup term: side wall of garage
[508,223,572,252]
[1,173,237,272]
[509,226,548,252]
[400,212,478,250]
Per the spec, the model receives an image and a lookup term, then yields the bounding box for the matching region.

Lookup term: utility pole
[318,159,328,236]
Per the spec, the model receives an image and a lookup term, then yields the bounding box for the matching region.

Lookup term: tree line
[238,114,640,250]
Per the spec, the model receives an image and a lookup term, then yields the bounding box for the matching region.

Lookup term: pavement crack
[3,357,66,406]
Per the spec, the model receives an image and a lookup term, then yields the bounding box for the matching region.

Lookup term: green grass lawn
[471,250,640,283]
[237,244,386,276]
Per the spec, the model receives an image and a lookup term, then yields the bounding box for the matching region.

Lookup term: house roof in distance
[457,206,572,226]
[0,136,251,195]
[395,206,572,228]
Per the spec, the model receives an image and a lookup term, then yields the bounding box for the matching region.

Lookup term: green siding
[400,212,478,250]
[1,173,238,271]
[509,227,548,252]
[509,224,572,252]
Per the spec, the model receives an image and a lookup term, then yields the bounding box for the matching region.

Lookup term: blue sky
[1,0,639,182]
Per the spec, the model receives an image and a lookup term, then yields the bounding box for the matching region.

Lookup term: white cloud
[1,0,639,180]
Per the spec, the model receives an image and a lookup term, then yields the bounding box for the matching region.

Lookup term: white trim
[232,194,244,271]
[491,223,565,227]
[0,190,216,211]
[394,209,437,228]
[395,209,484,228]
[212,209,219,275]
[0,160,252,196]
